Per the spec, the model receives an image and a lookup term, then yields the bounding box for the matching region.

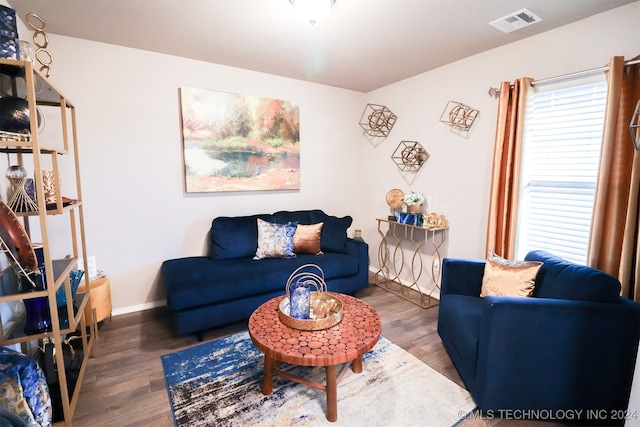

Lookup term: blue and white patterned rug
[161,331,475,426]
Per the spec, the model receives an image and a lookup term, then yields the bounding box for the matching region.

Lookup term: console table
[374,218,448,308]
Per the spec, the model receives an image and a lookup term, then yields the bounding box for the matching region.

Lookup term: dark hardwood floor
[73,284,562,427]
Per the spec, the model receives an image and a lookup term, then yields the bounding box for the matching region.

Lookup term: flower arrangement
[403,191,425,206]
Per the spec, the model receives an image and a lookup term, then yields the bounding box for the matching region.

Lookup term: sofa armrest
[474,295,640,412]
[441,258,485,297]
[346,237,369,267]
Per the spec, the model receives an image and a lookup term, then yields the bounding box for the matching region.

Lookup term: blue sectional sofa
[438,250,640,424]
[161,210,369,337]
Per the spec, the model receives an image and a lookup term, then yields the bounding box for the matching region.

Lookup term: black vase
[0,96,30,132]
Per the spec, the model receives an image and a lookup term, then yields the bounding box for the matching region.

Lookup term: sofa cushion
[525,250,621,303]
[480,251,542,298]
[254,219,297,260]
[310,211,352,254]
[293,222,323,255]
[268,210,353,254]
[209,214,275,260]
[162,254,359,311]
[273,210,316,225]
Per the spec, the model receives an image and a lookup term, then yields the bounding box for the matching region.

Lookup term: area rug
[161,331,475,426]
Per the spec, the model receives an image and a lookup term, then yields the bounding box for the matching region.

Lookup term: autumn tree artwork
[180,87,300,192]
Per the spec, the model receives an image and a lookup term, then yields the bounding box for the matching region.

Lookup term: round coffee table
[248,293,381,422]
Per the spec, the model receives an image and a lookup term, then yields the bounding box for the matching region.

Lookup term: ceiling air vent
[490,8,542,33]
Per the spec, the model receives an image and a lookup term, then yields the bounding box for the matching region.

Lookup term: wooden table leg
[326,364,337,422]
[351,356,363,374]
[262,355,274,395]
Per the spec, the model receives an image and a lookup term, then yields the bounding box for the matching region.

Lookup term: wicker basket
[278,264,343,331]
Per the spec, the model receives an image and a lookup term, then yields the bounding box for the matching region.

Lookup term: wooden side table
[249,293,381,422]
[77,276,112,324]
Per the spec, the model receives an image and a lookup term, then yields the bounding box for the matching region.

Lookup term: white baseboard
[111,299,166,317]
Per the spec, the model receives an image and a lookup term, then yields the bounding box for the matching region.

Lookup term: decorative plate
[385,188,404,208]
[0,199,38,272]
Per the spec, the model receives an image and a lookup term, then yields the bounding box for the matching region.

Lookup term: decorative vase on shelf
[353,230,365,243]
[407,204,421,214]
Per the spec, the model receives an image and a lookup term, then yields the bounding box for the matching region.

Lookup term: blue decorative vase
[24,296,51,335]
[289,282,310,319]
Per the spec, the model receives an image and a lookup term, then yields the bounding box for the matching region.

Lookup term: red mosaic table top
[249,293,382,367]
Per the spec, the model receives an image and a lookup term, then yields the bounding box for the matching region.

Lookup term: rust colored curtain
[589,56,640,302]
[485,78,533,258]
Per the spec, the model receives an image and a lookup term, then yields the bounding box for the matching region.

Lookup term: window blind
[514,75,607,265]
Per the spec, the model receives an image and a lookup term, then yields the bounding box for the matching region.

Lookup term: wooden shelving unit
[0,58,96,426]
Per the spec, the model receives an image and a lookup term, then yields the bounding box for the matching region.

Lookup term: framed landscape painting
[179,87,300,193]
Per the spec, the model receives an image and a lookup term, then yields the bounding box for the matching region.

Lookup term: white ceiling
[7,0,637,92]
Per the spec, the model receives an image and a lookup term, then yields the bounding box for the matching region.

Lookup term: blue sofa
[161,210,369,337]
[438,250,640,423]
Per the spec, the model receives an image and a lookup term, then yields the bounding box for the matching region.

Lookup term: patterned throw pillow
[480,251,543,298]
[253,218,298,260]
[293,223,324,255]
[0,347,52,427]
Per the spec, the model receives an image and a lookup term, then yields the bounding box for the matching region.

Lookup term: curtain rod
[488,58,640,97]
[531,58,640,87]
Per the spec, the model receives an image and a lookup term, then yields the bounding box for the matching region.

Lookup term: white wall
[3,0,367,313]
[362,2,640,282]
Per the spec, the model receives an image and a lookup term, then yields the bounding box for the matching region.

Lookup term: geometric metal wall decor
[439,100,479,132]
[360,103,397,137]
[391,140,429,173]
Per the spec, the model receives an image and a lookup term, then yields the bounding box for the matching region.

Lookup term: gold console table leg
[374,218,448,309]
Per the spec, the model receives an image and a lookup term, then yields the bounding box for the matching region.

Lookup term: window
[514,74,607,265]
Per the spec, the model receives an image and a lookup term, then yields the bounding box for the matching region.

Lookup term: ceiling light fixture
[289,0,335,25]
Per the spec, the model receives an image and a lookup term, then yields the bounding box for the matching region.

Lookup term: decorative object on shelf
[0,5,19,60]
[279,264,343,330]
[0,96,30,133]
[391,141,429,173]
[19,40,34,62]
[353,229,365,243]
[360,103,397,138]
[23,296,51,334]
[0,96,45,137]
[0,199,38,273]
[403,190,425,214]
[6,165,38,212]
[439,100,479,132]
[385,188,404,209]
[395,212,423,227]
[423,212,449,229]
[631,99,640,150]
[56,269,84,308]
[25,13,53,77]
[289,0,336,25]
[41,170,57,205]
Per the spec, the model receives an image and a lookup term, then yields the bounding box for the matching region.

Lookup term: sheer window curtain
[589,56,640,303]
[485,78,533,258]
